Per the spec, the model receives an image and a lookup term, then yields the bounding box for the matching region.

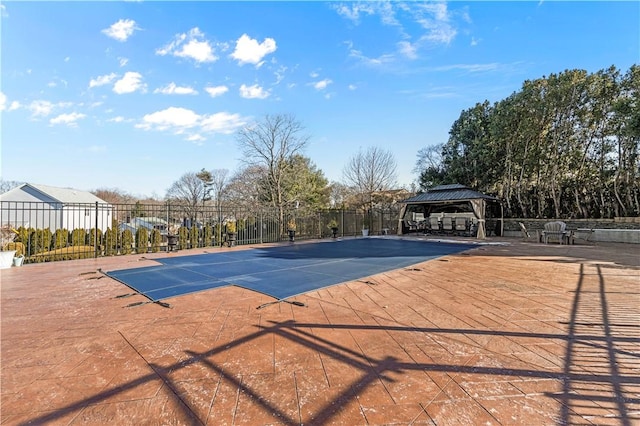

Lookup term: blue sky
[1,1,638,198]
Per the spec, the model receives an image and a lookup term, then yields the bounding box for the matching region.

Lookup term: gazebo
[398,184,503,239]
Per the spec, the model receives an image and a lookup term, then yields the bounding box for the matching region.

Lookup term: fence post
[94,201,99,258]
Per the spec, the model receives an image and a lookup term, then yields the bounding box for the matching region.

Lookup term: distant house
[119,217,168,235]
[0,183,112,232]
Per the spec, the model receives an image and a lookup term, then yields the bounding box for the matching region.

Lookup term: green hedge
[150,229,161,253]
[121,230,133,254]
[135,228,148,254]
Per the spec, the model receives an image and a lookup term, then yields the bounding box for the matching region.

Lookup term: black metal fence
[0,201,401,263]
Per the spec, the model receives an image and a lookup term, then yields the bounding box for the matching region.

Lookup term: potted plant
[0,224,18,269]
[361,214,370,237]
[166,224,179,252]
[287,218,296,242]
[327,219,339,238]
[226,220,237,247]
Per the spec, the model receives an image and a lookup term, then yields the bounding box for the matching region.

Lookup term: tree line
[100,114,403,234]
[416,65,639,219]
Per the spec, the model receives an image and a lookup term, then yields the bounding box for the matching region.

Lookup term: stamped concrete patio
[1,237,639,425]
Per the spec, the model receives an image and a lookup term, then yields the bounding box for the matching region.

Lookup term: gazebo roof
[401,184,498,204]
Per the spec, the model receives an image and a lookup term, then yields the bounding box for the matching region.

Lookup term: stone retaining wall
[502,218,640,244]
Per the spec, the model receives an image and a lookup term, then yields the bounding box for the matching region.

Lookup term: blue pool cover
[106,238,473,302]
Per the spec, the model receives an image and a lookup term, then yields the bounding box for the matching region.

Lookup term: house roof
[400,184,499,204]
[1,183,108,204]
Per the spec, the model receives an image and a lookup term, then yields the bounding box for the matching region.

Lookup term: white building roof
[1,183,108,204]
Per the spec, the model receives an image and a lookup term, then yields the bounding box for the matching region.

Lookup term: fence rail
[1,201,401,264]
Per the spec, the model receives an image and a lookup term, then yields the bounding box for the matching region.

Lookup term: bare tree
[342,146,398,211]
[209,169,229,210]
[92,187,137,204]
[0,180,24,194]
[225,165,268,211]
[165,172,206,223]
[236,114,310,230]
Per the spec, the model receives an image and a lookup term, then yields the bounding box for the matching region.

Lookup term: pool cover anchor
[256,300,306,310]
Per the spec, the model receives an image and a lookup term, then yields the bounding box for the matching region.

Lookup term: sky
[1,1,638,198]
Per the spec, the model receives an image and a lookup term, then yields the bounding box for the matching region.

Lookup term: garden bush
[104,227,118,256]
[204,225,214,247]
[53,229,69,249]
[150,229,161,253]
[121,229,133,254]
[89,228,102,249]
[71,229,86,246]
[189,226,199,248]
[30,229,52,254]
[178,226,188,250]
[135,228,148,254]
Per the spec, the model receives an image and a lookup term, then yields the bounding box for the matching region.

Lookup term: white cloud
[273,66,288,85]
[156,27,217,64]
[186,134,206,143]
[471,37,479,46]
[9,101,21,111]
[415,3,457,45]
[431,63,499,72]
[200,112,246,134]
[136,107,247,139]
[113,72,145,94]
[348,48,395,67]
[338,2,461,67]
[312,79,333,90]
[154,82,198,95]
[239,84,270,99]
[64,56,70,62]
[398,41,418,59]
[348,84,357,91]
[204,85,229,98]
[108,116,126,123]
[231,34,277,66]
[137,107,200,131]
[89,73,118,88]
[102,19,139,42]
[119,57,129,67]
[49,112,86,127]
[333,3,375,23]
[28,100,55,117]
[1,4,8,18]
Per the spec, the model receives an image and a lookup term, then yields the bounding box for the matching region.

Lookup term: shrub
[178,226,188,250]
[204,225,214,247]
[89,228,102,249]
[71,229,87,246]
[104,227,118,256]
[135,228,149,254]
[16,227,33,255]
[15,226,30,244]
[150,229,161,253]
[30,229,53,254]
[121,230,133,254]
[189,226,199,248]
[53,229,69,249]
